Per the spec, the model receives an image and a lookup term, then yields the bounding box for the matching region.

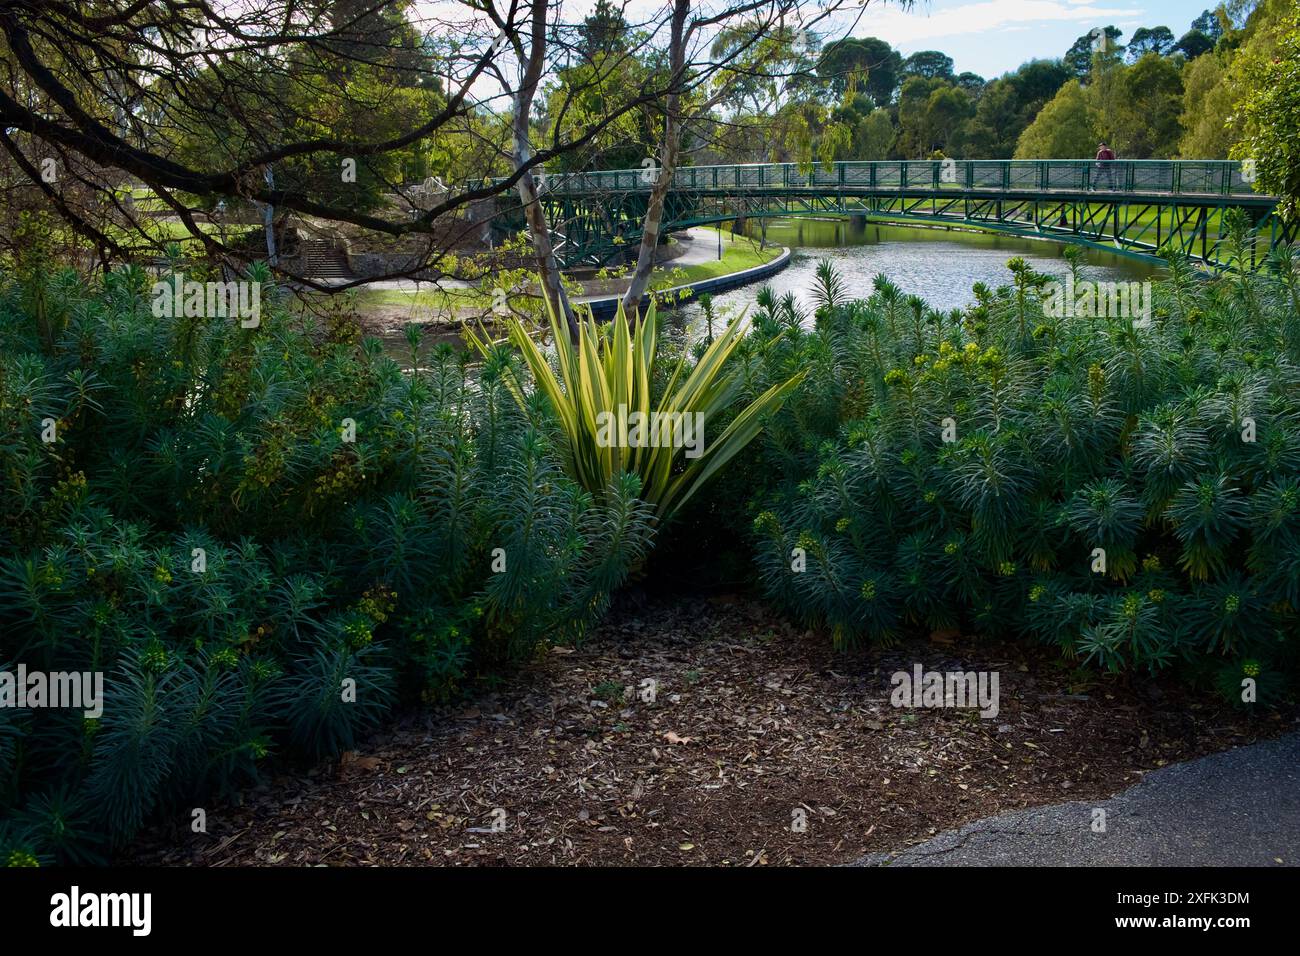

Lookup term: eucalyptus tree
[617,0,890,314]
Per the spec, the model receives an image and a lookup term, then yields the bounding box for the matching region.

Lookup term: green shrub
[735,244,1300,704]
[0,264,652,862]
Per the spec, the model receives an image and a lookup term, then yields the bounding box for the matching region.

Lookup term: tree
[817,37,903,105]
[852,108,896,159]
[956,72,986,97]
[1104,53,1185,157]
[963,60,1070,159]
[1178,50,1239,157]
[620,2,859,313]
[962,78,1021,157]
[902,50,954,80]
[1065,26,1124,79]
[925,85,975,154]
[1173,30,1216,59]
[0,0,660,296]
[545,53,658,171]
[1176,0,1290,162]
[1127,26,1176,60]
[896,77,972,157]
[1191,7,1226,41]
[1014,80,1102,158]
[895,75,942,156]
[1008,59,1072,116]
[1232,10,1300,218]
[578,0,630,58]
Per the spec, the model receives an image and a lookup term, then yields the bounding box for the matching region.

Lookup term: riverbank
[583,230,791,319]
[345,227,789,336]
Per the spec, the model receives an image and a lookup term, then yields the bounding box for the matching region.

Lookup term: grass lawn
[653,228,782,288]
[356,286,495,311]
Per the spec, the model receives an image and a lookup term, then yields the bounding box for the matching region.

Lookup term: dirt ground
[130,594,1294,867]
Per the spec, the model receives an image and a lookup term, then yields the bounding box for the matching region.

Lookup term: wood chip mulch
[129,594,1295,866]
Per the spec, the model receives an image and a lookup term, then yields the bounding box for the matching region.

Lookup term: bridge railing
[524,160,1263,199]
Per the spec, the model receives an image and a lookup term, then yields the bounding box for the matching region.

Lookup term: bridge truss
[492,160,1291,272]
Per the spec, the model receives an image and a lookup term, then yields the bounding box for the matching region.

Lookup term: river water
[675,217,1158,332]
[377,217,1160,363]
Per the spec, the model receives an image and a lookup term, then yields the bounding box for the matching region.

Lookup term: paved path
[855,733,1300,867]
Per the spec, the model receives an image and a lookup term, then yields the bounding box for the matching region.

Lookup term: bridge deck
[532,160,1270,204]
[494,160,1288,271]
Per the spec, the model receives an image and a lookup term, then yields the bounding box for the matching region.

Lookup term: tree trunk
[262,165,278,265]
[514,1,579,341]
[620,0,689,317]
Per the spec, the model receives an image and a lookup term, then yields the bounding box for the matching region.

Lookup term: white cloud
[849,0,1144,47]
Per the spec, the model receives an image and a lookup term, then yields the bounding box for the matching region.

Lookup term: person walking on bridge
[1094,142,1116,190]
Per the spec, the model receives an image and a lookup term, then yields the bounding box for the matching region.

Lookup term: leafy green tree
[578,0,630,58]
[896,78,974,157]
[852,108,897,159]
[902,50,955,80]
[817,37,903,105]
[1232,11,1300,218]
[1104,53,1185,157]
[324,0,433,86]
[544,53,660,171]
[1192,7,1226,41]
[962,79,1021,157]
[956,72,986,97]
[1127,26,1176,60]
[963,61,1071,158]
[1176,0,1290,165]
[1178,49,1239,157]
[1174,29,1216,59]
[895,75,942,156]
[1065,26,1124,79]
[1014,80,1101,158]
[1011,59,1073,107]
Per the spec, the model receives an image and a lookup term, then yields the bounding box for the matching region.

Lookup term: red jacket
[1096,146,1116,161]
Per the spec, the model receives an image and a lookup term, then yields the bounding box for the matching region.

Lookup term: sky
[844,0,1213,79]
[408,0,1218,99]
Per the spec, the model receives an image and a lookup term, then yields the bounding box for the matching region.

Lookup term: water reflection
[673,218,1158,335]
[376,218,1161,365]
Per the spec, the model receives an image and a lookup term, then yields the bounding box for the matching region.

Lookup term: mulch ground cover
[130,594,1295,866]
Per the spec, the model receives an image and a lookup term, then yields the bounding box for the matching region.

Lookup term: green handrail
[511,159,1268,200]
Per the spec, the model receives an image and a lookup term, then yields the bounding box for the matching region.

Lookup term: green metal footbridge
[493,159,1291,272]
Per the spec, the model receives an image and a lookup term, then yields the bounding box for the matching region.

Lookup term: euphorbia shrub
[0,264,652,862]
[735,245,1300,705]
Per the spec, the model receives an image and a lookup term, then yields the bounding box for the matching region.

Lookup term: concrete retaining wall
[582,246,792,320]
